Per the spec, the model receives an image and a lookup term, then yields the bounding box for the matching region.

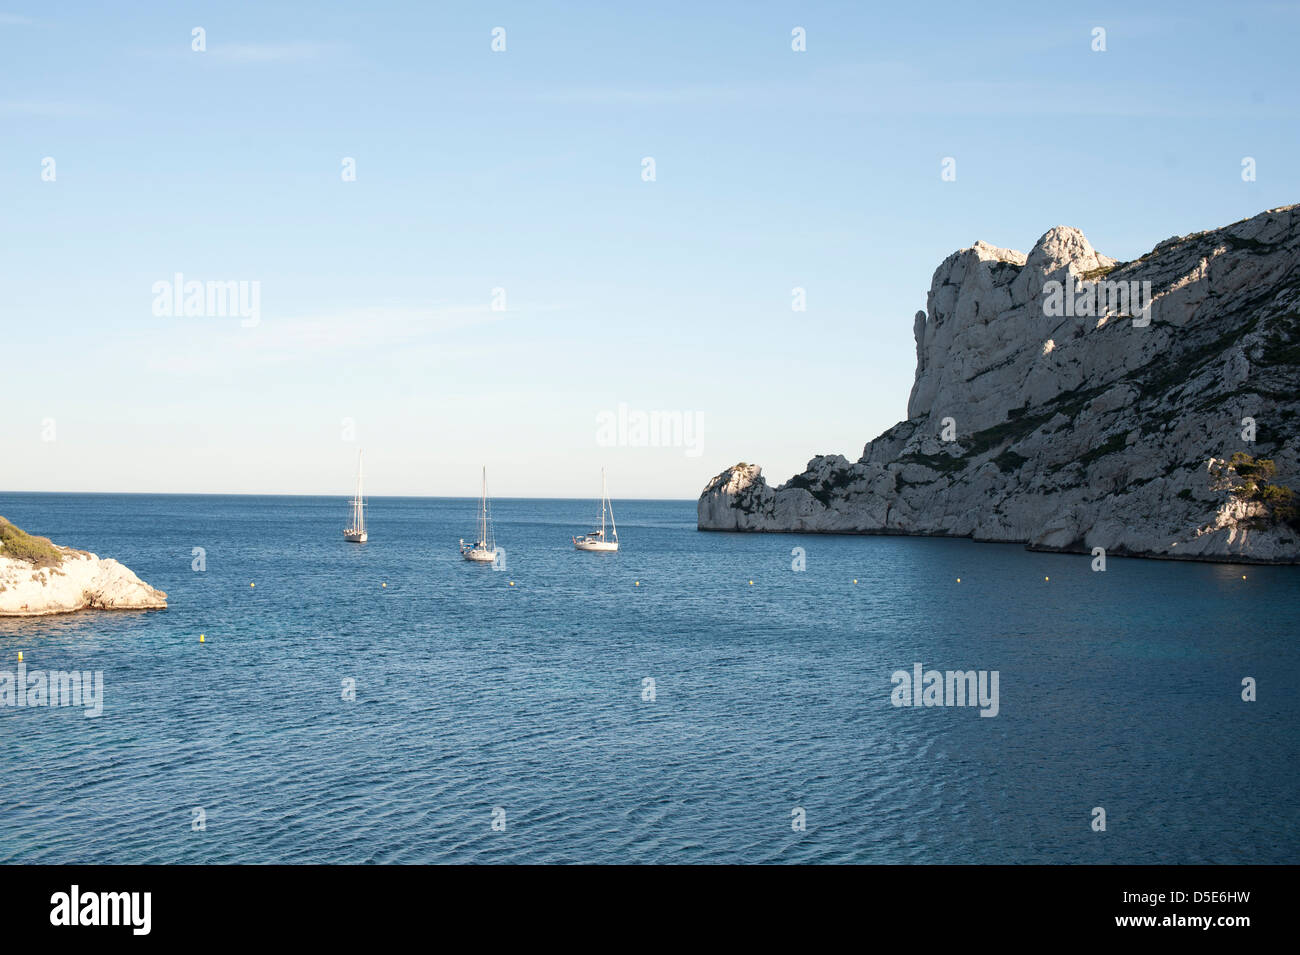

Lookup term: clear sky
[3,1,1298,498]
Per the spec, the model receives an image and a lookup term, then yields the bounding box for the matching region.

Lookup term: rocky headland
[699,205,1300,563]
[0,517,168,616]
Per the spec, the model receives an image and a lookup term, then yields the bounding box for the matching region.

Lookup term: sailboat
[343,450,368,543]
[459,467,498,562]
[573,469,618,552]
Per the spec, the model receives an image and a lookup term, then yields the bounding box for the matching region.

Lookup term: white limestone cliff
[0,539,167,616]
[698,205,1300,563]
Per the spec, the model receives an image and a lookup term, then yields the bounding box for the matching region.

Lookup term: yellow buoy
[381,582,386,588]
[635,581,640,586]
[853,579,858,584]
[17,651,22,662]
[509,581,515,586]
[250,582,255,588]
[199,634,205,643]
[1044,576,1049,582]
[957,578,961,583]
[748,580,754,585]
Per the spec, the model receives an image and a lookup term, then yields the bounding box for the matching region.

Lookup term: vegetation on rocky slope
[0,517,64,568]
[1209,454,1300,531]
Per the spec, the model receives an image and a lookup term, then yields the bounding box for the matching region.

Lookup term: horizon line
[0,490,697,502]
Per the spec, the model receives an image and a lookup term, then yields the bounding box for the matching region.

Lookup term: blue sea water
[0,492,1296,864]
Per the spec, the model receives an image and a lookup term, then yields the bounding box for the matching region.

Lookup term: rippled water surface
[1,493,1296,864]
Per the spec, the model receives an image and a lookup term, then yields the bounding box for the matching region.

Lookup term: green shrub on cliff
[0,517,64,568]
[1209,454,1300,531]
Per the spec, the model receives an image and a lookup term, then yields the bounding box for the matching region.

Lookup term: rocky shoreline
[698,205,1300,564]
[0,519,167,616]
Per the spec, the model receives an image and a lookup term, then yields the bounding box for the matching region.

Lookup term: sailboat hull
[462,547,497,562]
[344,530,368,543]
[574,538,618,552]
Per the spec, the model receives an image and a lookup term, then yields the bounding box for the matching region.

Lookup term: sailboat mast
[604,469,617,541]
[354,450,365,530]
[480,467,488,544]
[600,468,607,536]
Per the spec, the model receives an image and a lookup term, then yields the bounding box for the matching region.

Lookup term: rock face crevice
[698,205,1300,563]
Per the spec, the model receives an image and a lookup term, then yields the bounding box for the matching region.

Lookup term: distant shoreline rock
[698,205,1300,564]
[0,517,167,616]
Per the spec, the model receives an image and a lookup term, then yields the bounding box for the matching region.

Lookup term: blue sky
[3,1,1298,497]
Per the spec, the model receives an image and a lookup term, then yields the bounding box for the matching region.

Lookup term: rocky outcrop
[699,205,1300,563]
[0,542,167,616]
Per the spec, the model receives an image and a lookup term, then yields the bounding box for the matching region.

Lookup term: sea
[1,493,1296,864]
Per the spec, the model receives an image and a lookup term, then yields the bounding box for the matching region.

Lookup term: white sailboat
[343,450,368,543]
[573,468,618,552]
[459,467,498,562]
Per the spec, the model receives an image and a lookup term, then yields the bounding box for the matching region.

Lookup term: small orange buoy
[957,578,961,583]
